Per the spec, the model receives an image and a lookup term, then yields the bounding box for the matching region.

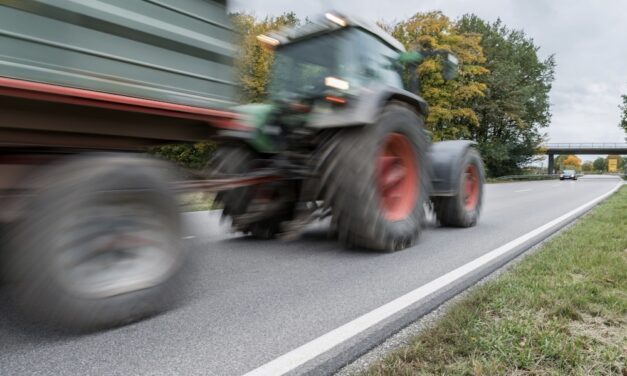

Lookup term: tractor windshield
[270,33,345,100]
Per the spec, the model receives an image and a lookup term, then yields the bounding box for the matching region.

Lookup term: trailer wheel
[319,102,429,251]
[210,146,292,239]
[433,148,485,227]
[6,155,184,330]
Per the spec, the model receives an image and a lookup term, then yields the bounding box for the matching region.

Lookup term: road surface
[0,176,622,376]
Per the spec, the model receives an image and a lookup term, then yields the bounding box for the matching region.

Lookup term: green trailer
[0,0,241,329]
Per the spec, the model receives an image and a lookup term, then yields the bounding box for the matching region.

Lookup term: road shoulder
[350,186,626,375]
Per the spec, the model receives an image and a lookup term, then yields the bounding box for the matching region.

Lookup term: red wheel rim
[377,133,419,221]
[463,164,479,211]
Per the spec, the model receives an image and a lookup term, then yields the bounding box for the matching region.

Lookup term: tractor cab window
[270,31,352,100]
[350,30,403,89]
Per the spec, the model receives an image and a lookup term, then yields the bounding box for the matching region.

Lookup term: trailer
[0,0,244,329]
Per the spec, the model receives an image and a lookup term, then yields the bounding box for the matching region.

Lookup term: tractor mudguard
[309,84,429,128]
[216,103,278,153]
[429,140,478,196]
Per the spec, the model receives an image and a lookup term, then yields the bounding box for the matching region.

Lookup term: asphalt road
[0,176,622,376]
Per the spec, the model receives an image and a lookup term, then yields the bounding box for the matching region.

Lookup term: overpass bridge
[543,143,627,173]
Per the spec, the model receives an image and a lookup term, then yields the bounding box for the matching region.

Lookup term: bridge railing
[543,143,627,149]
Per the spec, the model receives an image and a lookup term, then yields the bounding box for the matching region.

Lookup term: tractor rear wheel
[433,148,485,227]
[318,102,429,251]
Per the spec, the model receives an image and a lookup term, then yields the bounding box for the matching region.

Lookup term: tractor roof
[263,12,406,52]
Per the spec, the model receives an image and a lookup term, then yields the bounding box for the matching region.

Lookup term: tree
[456,15,555,177]
[554,155,567,170]
[231,12,300,102]
[151,142,216,170]
[562,155,582,170]
[389,12,488,141]
[620,94,627,139]
[581,161,593,172]
[593,157,606,172]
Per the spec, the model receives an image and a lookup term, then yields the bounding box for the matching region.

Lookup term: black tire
[318,102,430,251]
[210,146,257,219]
[210,146,290,239]
[5,155,184,330]
[433,148,485,227]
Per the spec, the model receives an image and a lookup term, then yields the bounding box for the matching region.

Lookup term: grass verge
[179,192,215,212]
[365,187,627,375]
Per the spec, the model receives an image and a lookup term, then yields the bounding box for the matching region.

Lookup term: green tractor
[211,13,485,251]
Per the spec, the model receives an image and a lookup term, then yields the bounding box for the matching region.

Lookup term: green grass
[365,187,627,376]
[179,192,215,212]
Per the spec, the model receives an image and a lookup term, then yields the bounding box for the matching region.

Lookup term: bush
[150,142,217,170]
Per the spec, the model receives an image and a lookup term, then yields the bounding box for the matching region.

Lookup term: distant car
[560,169,577,180]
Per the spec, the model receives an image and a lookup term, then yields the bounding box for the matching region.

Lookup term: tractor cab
[258,14,407,113]
[258,13,458,110]
[264,16,405,105]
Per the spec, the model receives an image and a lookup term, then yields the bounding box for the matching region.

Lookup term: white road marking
[514,189,532,193]
[242,182,623,376]
[182,236,196,240]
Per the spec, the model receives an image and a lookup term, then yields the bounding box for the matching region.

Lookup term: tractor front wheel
[210,146,294,239]
[433,148,485,227]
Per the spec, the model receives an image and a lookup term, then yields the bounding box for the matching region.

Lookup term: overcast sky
[230,0,627,156]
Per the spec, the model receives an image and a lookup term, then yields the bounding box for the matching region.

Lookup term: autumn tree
[457,15,555,177]
[561,155,582,170]
[581,161,593,172]
[231,12,300,102]
[389,12,488,141]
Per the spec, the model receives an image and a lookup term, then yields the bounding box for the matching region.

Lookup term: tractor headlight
[325,13,347,27]
[324,76,350,91]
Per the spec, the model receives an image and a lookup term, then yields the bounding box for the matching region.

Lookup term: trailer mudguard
[309,84,429,128]
[429,140,478,196]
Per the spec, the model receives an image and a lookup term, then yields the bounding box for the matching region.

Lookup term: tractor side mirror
[398,51,423,64]
[443,53,459,81]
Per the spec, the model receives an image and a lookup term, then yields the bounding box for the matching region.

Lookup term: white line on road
[514,189,533,193]
[182,236,196,240]
[242,182,623,376]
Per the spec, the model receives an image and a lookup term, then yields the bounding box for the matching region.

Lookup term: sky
[229,0,627,161]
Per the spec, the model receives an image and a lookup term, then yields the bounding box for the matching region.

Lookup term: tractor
[211,12,485,251]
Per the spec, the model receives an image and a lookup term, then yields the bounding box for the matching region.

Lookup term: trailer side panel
[0,0,238,110]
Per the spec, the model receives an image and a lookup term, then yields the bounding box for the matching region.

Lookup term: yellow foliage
[232,13,299,102]
[390,11,488,141]
[562,155,582,169]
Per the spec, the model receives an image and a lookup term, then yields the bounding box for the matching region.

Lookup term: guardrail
[543,143,627,149]
[492,173,627,182]
[494,174,559,181]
